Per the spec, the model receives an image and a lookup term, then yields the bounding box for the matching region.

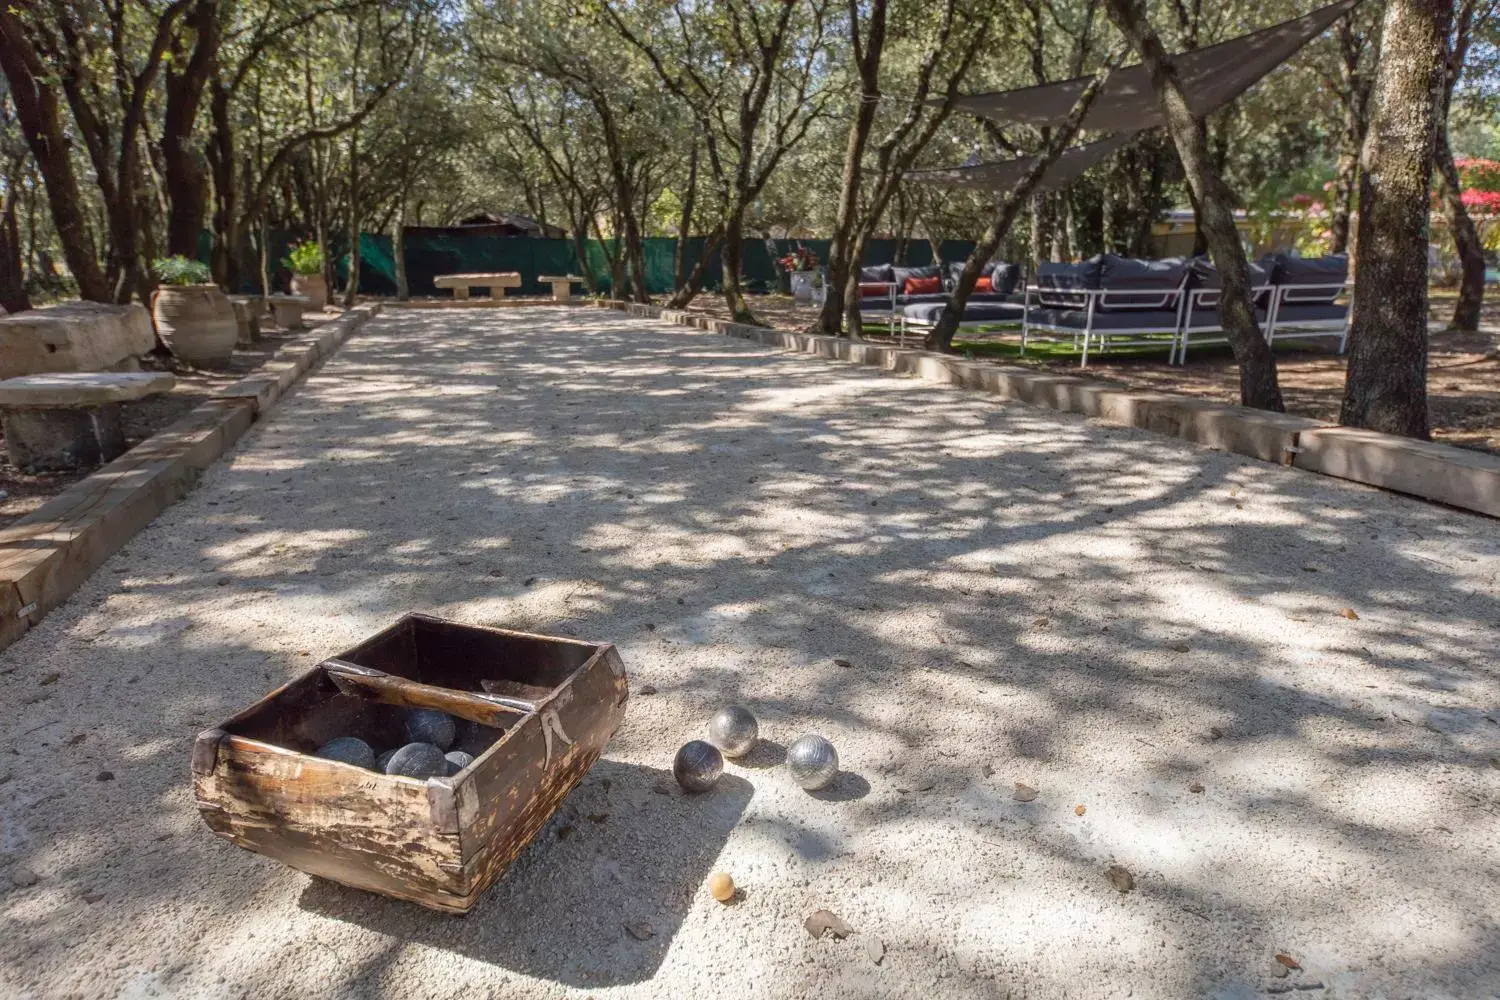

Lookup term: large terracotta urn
[290,273,328,312]
[152,284,237,367]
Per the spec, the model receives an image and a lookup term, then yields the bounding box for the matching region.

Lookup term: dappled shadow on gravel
[298,762,753,989]
[0,307,1496,1000]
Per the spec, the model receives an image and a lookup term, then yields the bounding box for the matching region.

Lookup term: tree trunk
[0,12,111,302]
[163,0,219,258]
[721,213,756,324]
[673,145,699,292]
[344,125,360,309]
[816,0,889,338]
[1341,0,1452,438]
[394,201,409,301]
[666,227,723,309]
[1434,128,1484,331]
[1329,97,1365,253]
[1105,0,1285,412]
[0,188,30,312]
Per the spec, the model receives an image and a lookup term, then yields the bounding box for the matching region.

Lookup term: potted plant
[151,256,237,367]
[284,240,327,311]
[775,245,824,305]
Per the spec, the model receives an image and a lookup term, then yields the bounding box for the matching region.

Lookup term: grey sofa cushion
[1095,255,1190,312]
[859,263,895,284]
[942,260,1019,295]
[1188,257,1274,308]
[1272,254,1348,304]
[892,264,942,291]
[903,300,1026,325]
[1029,307,1183,332]
[1036,256,1103,307]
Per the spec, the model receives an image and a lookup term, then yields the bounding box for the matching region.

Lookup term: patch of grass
[953,337,1178,361]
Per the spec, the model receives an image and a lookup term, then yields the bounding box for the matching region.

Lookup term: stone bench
[433,272,522,301]
[268,294,312,330]
[229,296,266,346]
[0,303,156,379]
[537,274,586,303]
[0,372,175,472]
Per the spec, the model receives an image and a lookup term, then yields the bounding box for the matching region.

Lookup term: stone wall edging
[0,303,382,652]
[598,299,1499,520]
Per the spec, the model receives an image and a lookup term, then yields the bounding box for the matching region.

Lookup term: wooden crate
[192,614,629,913]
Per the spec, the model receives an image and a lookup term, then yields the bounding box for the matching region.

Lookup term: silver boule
[405,708,456,751]
[707,705,759,758]
[786,734,839,791]
[444,750,475,776]
[315,736,376,770]
[383,742,448,779]
[673,740,724,793]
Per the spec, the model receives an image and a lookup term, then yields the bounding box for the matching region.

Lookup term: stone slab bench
[268,294,311,330]
[537,274,586,303]
[229,295,266,345]
[434,272,522,300]
[0,303,156,379]
[0,371,175,472]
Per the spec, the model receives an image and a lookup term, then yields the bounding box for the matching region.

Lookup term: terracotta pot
[152,284,237,367]
[290,273,328,312]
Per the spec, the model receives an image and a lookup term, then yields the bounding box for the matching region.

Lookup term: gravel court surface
[1,306,1497,1000]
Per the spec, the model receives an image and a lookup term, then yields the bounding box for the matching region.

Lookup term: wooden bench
[268,294,311,330]
[0,371,174,472]
[433,272,522,301]
[537,274,586,303]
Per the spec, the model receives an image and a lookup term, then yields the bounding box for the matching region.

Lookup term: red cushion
[859,282,891,298]
[974,276,993,293]
[904,276,941,295]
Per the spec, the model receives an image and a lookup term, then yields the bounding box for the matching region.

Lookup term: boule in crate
[191,613,628,913]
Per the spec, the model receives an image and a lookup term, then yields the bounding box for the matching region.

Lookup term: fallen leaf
[636,684,657,696]
[1169,643,1191,653]
[556,825,574,840]
[833,658,853,668]
[623,921,654,940]
[38,673,59,686]
[587,813,608,824]
[1189,782,1205,793]
[1032,617,1050,627]
[1340,608,1360,620]
[1274,953,1301,970]
[1075,804,1086,816]
[980,763,994,778]
[864,936,885,965]
[1013,782,1038,802]
[1106,864,1135,892]
[1301,564,1319,573]
[1208,727,1225,740]
[804,909,854,940]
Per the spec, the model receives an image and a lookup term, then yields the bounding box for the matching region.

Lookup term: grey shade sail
[905,132,1138,192]
[945,0,1358,132]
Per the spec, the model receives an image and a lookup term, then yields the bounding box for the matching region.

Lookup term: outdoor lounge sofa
[1020,255,1192,365]
[858,261,1022,320]
[1177,253,1349,362]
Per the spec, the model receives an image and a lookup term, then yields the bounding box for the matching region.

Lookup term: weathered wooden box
[192,614,628,913]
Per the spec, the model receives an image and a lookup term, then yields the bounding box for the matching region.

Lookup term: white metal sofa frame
[1176,281,1350,364]
[1018,282,1189,367]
